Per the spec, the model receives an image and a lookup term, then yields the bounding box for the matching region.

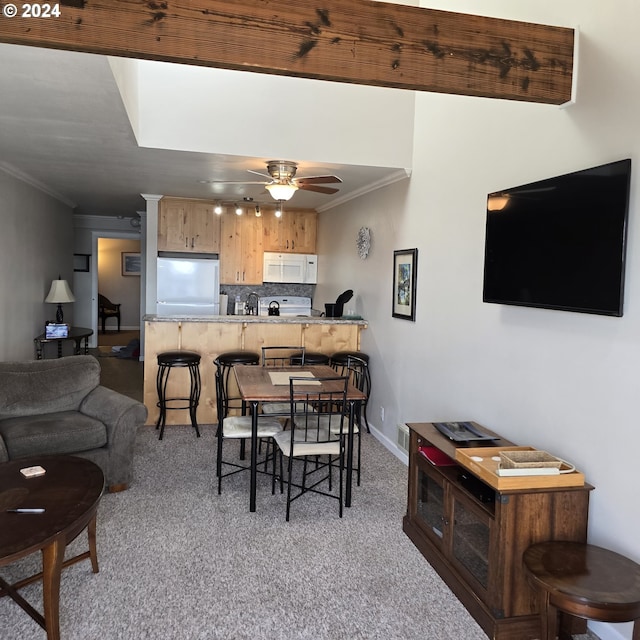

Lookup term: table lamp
[45,278,75,323]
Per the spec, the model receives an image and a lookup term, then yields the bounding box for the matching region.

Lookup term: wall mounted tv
[483,159,632,317]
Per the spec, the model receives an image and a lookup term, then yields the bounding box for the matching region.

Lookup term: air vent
[397,423,410,452]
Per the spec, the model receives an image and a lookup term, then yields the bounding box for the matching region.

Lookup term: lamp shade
[265,183,298,201]
[45,279,75,304]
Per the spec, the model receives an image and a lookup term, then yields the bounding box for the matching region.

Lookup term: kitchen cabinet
[158,197,221,253]
[403,422,592,640]
[263,209,317,253]
[220,211,264,284]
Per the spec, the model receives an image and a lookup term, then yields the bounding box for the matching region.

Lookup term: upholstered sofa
[0,355,147,492]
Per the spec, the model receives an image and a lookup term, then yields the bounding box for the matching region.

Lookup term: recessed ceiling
[0,43,409,217]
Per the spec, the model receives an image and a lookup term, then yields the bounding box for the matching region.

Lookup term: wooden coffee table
[0,455,105,640]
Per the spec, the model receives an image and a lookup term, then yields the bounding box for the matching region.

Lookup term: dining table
[233,364,367,512]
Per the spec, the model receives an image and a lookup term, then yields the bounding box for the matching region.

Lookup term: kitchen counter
[144,314,367,326]
[143,315,367,426]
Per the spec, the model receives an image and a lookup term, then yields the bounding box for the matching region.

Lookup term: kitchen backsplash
[221,284,316,314]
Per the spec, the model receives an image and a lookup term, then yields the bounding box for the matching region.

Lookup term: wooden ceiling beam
[0,0,574,105]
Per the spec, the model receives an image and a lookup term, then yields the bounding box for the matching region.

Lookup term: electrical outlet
[380,406,385,422]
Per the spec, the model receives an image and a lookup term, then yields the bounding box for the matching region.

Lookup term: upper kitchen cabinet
[220,211,264,285]
[158,197,221,253]
[263,209,317,253]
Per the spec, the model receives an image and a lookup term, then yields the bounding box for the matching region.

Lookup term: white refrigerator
[157,256,220,315]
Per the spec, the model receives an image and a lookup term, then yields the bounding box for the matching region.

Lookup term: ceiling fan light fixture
[265,183,298,201]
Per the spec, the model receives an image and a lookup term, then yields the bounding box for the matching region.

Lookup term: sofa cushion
[0,411,107,459]
[0,355,100,419]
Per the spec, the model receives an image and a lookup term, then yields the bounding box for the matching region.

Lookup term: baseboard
[589,621,627,640]
[369,422,408,466]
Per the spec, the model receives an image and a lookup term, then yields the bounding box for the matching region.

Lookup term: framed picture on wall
[73,253,90,272]
[392,248,418,321]
[122,252,141,276]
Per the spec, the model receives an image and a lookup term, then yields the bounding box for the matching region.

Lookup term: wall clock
[357,227,371,259]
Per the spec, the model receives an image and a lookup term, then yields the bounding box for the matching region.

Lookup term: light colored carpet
[0,427,600,639]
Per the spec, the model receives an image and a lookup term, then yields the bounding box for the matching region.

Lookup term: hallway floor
[90,329,143,402]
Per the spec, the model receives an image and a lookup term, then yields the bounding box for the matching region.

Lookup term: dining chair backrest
[346,355,370,397]
[287,375,349,447]
[261,346,306,367]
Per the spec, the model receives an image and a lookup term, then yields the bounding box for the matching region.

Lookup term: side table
[0,455,105,640]
[34,326,93,359]
[524,540,640,640]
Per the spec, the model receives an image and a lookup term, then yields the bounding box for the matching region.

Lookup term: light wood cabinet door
[158,197,221,253]
[263,209,317,253]
[158,198,189,252]
[189,200,220,253]
[220,213,264,284]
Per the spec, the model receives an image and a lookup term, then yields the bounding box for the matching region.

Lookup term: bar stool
[330,351,371,432]
[156,350,202,440]
[214,350,260,417]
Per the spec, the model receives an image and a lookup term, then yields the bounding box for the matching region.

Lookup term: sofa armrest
[80,386,148,490]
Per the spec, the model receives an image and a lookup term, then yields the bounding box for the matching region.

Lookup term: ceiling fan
[208,160,342,201]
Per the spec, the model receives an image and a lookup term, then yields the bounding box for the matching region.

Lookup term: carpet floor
[1,426,494,640]
[0,425,600,640]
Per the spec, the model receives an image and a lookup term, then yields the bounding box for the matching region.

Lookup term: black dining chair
[214,360,283,494]
[273,375,349,521]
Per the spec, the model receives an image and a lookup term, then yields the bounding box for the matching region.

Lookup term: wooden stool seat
[523,541,640,640]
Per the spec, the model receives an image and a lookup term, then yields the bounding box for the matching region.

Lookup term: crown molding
[0,161,76,208]
[315,168,412,213]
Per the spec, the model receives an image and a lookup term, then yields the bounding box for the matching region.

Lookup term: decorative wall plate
[357,227,371,259]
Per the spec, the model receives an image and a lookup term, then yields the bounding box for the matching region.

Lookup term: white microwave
[263,252,318,284]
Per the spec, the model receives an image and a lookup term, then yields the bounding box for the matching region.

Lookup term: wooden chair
[98,293,121,333]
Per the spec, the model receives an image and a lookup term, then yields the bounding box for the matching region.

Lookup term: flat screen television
[482,159,632,317]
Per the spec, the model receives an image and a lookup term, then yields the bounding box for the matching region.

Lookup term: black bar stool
[330,351,371,433]
[214,350,260,417]
[156,350,202,440]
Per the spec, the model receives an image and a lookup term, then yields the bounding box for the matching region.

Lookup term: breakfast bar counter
[142,315,368,426]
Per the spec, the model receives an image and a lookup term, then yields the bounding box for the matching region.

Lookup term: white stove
[258,296,312,317]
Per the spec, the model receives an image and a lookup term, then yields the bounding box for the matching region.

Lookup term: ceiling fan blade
[205,180,269,185]
[299,184,340,194]
[247,169,273,179]
[296,175,343,185]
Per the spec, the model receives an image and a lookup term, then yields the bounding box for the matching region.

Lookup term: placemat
[268,371,321,385]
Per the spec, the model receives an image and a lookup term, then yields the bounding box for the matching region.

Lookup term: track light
[214,203,223,215]
[274,203,283,218]
[235,204,243,216]
[255,205,261,217]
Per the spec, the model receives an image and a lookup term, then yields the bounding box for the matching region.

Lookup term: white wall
[0,167,74,360]
[318,2,640,639]
[109,58,415,170]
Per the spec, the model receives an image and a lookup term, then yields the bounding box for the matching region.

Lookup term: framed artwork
[73,253,90,272]
[392,248,418,321]
[122,252,141,276]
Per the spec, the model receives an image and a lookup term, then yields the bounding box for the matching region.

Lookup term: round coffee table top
[524,540,640,620]
[0,455,104,565]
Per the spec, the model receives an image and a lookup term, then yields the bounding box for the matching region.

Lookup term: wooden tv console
[403,422,593,640]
